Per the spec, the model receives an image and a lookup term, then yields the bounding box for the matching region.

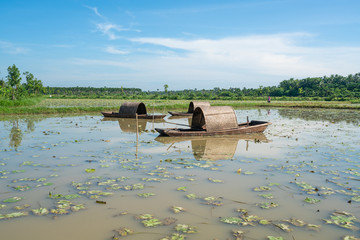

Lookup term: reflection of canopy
[191,106,238,132]
[117,119,147,133]
[119,102,147,116]
[192,138,238,160]
[188,101,210,113]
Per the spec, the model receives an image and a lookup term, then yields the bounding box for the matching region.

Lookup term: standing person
[267,96,271,103]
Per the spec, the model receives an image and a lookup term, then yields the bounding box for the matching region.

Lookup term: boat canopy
[119,102,147,116]
[188,101,211,113]
[191,106,238,132]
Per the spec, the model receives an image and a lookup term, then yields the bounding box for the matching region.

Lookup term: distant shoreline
[1,99,359,115]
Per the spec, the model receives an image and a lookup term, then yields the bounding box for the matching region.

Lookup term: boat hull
[168,111,192,117]
[156,121,271,137]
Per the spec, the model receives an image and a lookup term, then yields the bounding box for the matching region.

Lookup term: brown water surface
[0,109,359,240]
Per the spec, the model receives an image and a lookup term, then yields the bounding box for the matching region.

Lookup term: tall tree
[7,64,22,100]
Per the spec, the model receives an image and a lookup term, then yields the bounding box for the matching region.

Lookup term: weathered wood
[101,102,166,119]
[168,101,210,117]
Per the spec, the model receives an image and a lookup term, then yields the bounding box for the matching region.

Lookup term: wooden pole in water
[136,113,139,159]
[247,116,249,126]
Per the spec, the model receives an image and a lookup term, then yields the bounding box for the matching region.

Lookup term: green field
[0,98,359,115]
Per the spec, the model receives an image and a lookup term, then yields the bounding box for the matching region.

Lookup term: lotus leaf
[343,236,360,240]
[285,218,306,227]
[32,208,49,215]
[220,217,244,225]
[175,224,197,233]
[259,219,271,225]
[114,227,134,237]
[0,204,6,209]
[137,192,155,198]
[323,211,358,230]
[71,204,85,212]
[171,206,186,214]
[186,194,197,199]
[0,212,28,220]
[304,197,320,204]
[177,187,187,191]
[253,186,271,191]
[3,197,23,203]
[244,171,255,175]
[351,195,360,202]
[267,237,284,240]
[258,202,278,209]
[64,194,81,200]
[13,204,30,210]
[208,178,223,183]
[142,218,162,227]
[258,193,274,199]
[275,223,292,232]
[136,213,153,220]
[50,208,69,215]
[232,230,244,240]
[85,168,96,173]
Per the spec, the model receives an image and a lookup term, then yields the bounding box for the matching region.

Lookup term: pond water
[0,109,359,240]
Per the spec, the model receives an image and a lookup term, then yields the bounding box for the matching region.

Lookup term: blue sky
[1,0,359,90]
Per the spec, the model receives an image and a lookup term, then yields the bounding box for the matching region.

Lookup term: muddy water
[0,109,359,240]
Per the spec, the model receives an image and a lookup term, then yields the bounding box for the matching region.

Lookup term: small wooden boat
[101,102,166,119]
[156,106,271,137]
[168,101,210,117]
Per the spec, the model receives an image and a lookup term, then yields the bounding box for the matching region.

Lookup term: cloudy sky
[1,0,359,90]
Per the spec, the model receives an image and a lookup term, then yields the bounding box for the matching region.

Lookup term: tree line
[1,64,359,101]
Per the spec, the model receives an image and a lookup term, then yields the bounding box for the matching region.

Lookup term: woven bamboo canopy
[191,106,238,132]
[119,102,147,116]
[187,101,210,113]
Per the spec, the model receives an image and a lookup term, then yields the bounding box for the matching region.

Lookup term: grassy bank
[0,98,359,115]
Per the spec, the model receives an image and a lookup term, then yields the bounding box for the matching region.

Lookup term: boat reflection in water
[155,133,269,161]
[102,117,165,133]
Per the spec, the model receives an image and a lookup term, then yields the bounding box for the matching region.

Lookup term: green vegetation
[1,64,359,114]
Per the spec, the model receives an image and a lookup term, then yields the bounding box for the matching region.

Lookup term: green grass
[0,98,359,115]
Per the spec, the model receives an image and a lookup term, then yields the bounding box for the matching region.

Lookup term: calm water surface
[0,109,359,240]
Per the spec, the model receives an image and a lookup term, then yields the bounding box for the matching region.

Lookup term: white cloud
[105,46,129,55]
[0,41,29,54]
[85,5,104,18]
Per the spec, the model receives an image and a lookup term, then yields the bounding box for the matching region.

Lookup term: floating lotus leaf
[244,171,255,175]
[85,168,96,173]
[268,183,280,186]
[304,197,320,204]
[267,236,284,240]
[258,202,279,209]
[232,230,244,240]
[343,236,360,240]
[142,218,162,227]
[0,212,28,220]
[171,206,186,214]
[323,211,358,230]
[274,223,292,232]
[0,204,6,209]
[186,194,197,199]
[258,193,274,199]
[42,182,54,186]
[13,204,30,210]
[220,217,244,225]
[208,178,223,183]
[253,186,272,192]
[64,194,81,200]
[50,208,69,215]
[162,217,177,225]
[259,219,271,225]
[137,192,155,198]
[285,218,306,227]
[295,181,315,192]
[203,196,223,206]
[3,197,23,203]
[32,208,49,215]
[71,204,85,212]
[136,213,153,220]
[177,187,187,191]
[175,224,197,233]
[351,196,360,202]
[113,227,134,237]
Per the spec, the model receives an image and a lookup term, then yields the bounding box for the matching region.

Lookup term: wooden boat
[101,102,166,119]
[156,106,271,137]
[168,101,210,117]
